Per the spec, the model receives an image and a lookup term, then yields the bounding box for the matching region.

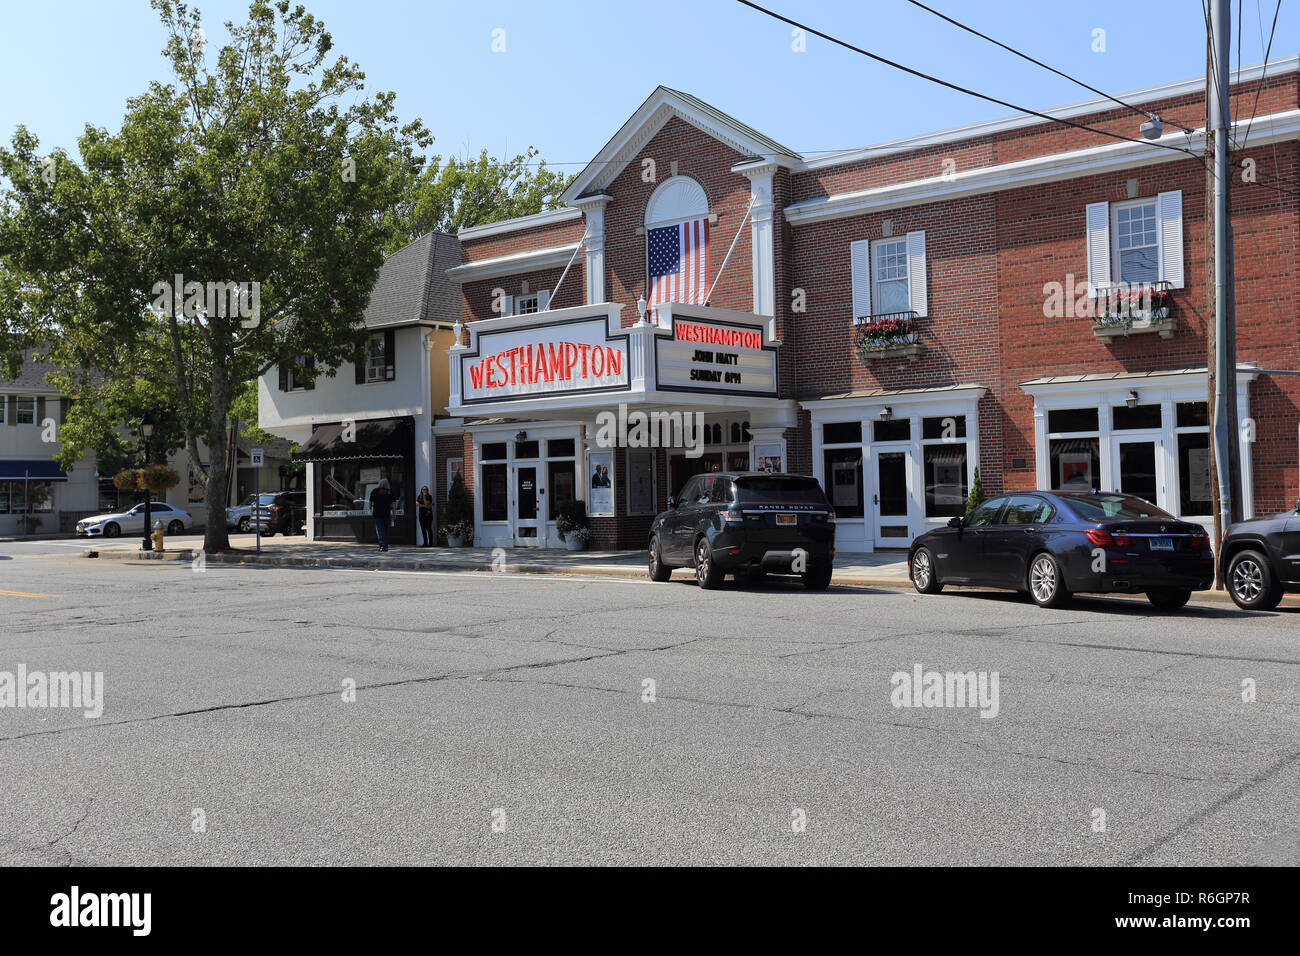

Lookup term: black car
[1219,501,1300,610]
[908,491,1214,609]
[648,472,836,590]
[257,490,307,536]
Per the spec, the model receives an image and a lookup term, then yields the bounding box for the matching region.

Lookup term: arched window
[645,176,710,321]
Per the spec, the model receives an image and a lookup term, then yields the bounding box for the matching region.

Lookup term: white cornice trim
[785,109,1300,226]
[457,207,582,241]
[800,384,988,413]
[445,243,582,283]
[799,55,1299,172]
[1020,365,1259,397]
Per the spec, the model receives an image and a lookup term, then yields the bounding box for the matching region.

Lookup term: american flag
[646,218,709,322]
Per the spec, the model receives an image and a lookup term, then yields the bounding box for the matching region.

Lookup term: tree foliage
[385,147,571,251]
[0,0,429,551]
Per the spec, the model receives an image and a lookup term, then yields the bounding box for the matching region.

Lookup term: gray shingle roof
[362,231,463,329]
[0,348,64,393]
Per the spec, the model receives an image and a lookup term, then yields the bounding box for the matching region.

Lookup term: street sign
[250,447,264,468]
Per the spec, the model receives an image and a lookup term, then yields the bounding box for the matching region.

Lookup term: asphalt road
[1,546,1297,865]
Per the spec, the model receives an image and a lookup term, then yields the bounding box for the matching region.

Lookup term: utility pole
[1209,0,1240,561]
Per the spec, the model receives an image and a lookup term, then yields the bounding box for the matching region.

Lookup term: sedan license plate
[776,514,797,526]
[1150,536,1174,551]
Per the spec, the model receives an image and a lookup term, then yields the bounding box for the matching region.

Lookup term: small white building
[257,232,461,545]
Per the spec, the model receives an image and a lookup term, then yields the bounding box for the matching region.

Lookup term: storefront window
[1178,432,1212,515]
[922,415,966,439]
[873,419,910,442]
[482,443,507,462]
[548,460,576,520]
[1048,408,1098,433]
[515,440,539,459]
[1177,402,1209,428]
[27,482,54,512]
[1112,403,1162,430]
[317,460,405,517]
[823,448,864,518]
[923,445,967,518]
[823,421,862,444]
[547,439,575,458]
[481,463,508,521]
[1050,437,1100,491]
[0,482,9,513]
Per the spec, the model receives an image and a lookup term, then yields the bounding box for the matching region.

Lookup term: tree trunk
[202,364,234,552]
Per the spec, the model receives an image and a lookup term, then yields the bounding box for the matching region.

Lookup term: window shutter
[5,395,14,426]
[302,357,315,391]
[1085,201,1111,294]
[849,239,871,323]
[36,396,45,426]
[355,349,366,385]
[1157,190,1185,289]
[906,231,928,317]
[278,363,289,391]
[59,397,70,423]
[537,289,550,312]
[383,329,395,381]
[502,294,514,317]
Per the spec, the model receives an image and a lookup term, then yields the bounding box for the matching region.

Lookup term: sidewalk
[84,534,914,587]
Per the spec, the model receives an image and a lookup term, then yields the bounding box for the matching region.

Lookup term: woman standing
[417,485,434,547]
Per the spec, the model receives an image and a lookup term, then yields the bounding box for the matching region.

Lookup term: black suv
[1220,501,1300,609]
[257,490,307,536]
[648,472,836,590]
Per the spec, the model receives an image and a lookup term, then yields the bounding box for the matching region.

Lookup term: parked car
[255,491,307,536]
[1220,501,1300,610]
[648,472,836,590]
[908,491,1213,610]
[226,492,279,533]
[76,501,195,538]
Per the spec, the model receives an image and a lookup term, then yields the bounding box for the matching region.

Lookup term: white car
[76,502,195,538]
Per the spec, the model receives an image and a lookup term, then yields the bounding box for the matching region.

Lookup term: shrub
[441,471,473,542]
[555,499,588,541]
[964,467,986,516]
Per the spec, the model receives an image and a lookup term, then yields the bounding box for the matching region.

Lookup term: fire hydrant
[151,519,165,553]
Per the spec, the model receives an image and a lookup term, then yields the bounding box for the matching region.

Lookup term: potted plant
[555,499,590,551]
[442,471,474,547]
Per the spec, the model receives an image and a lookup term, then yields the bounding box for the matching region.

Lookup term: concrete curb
[81,546,1254,604]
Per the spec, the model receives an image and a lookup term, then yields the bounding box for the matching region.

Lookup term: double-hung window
[1085,192,1184,292]
[849,232,927,323]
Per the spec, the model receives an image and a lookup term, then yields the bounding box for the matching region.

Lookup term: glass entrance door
[513,462,543,547]
[873,450,912,547]
[1110,435,1165,509]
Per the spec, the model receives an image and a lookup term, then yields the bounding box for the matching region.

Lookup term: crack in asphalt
[28,795,95,866]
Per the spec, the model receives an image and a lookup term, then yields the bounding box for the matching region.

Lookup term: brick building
[429,59,1297,552]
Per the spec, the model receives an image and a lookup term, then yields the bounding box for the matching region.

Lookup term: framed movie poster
[588,450,615,516]
[627,449,656,516]
[752,442,784,473]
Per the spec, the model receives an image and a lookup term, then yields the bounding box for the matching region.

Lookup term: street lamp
[138,413,156,551]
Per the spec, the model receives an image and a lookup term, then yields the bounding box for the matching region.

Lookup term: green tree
[964,467,986,517]
[386,147,572,251]
[0,0,429,552]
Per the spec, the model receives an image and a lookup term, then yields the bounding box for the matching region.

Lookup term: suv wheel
[1027,552,1070,608]
[238,517,250,533]
[911,547,943,594]
[647,535,672,582]
[1227,550,1284,611]
[1146,588,1192,610]
[694,538,724,590]
[802,564,833,591]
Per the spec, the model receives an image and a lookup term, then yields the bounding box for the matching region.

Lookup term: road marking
[0,588,57,597]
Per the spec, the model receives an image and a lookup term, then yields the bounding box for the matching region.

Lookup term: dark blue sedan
[908,491,1214,610]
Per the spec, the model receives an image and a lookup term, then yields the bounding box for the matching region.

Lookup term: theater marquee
[459,315,631,404]
[655,316,778,397]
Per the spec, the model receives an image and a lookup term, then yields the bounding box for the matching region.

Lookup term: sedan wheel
[167,520,183,536]
[694,538,724,590]
[647,535,672,582]
[1227,550,1284,611]
[912,547,943,594]
[103,522,120,538]
[1028,553,1069,608]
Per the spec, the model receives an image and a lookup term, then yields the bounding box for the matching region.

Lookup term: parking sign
[250,447,264,468]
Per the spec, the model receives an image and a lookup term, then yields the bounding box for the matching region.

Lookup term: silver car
[226,493,279,533]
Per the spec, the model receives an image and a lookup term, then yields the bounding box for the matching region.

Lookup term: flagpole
[546,228,588,310]
[705,196,757,305]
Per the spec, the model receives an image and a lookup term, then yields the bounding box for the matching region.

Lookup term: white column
[738,162,777,316]
[573,194,611,305]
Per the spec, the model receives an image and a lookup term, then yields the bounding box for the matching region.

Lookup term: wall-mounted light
[1126,390,1139,409]
[879,406,893,422]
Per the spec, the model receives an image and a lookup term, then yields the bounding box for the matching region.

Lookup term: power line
[905,0,1197,133]
[735,0,1204,161]
[1239,0,1283,146]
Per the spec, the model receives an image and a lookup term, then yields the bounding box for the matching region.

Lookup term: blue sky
[1,1,1295,168]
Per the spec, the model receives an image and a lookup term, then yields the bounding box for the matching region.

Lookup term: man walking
[369,478,395,552]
